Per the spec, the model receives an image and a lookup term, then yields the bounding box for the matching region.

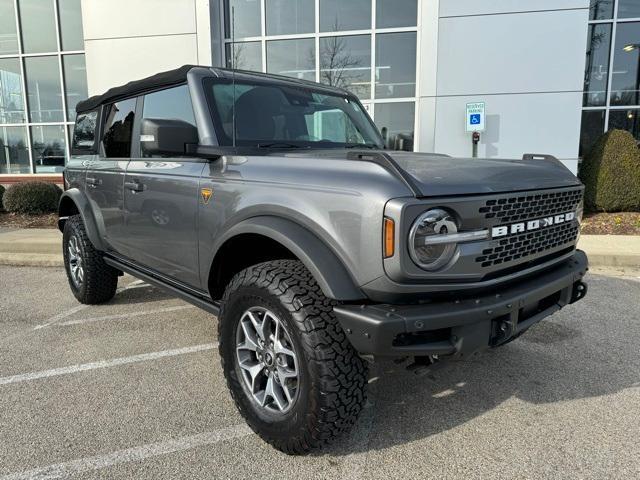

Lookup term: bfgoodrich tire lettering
[218,260,367,454]
[63,214,118,304]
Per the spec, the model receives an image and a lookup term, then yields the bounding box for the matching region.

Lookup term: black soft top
[76,64,197,113]
[76,64,354,114]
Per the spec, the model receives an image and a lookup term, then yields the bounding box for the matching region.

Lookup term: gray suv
[59,65,588,454]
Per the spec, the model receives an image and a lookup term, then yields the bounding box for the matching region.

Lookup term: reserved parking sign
[465,102,485,132]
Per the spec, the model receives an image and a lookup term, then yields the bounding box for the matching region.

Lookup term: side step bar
[104,256,220,316]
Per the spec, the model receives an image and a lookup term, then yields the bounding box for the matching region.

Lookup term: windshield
[205,78,383,149]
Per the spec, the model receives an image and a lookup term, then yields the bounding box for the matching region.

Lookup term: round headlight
[409,209,458,270]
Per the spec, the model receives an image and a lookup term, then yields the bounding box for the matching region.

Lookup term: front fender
[58,189,106,251]
[208,216,365,301]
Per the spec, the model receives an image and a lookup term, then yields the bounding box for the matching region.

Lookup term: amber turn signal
[384,217,395,258]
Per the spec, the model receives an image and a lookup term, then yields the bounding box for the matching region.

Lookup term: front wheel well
[208,233,297,300]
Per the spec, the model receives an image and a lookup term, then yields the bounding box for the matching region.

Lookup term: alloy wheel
[235,306,299,413]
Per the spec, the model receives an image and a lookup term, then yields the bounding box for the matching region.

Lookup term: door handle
[124,180,145,193]
[86,177,102,187]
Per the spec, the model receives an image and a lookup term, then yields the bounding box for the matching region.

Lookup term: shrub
[0,184,5,211]
[579,129,640,212]
[2,181,62,214]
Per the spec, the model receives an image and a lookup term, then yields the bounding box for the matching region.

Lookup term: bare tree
[319,21,365,94]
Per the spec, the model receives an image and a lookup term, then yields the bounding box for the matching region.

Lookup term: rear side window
[71,110,98,153]
[102,98,136,158]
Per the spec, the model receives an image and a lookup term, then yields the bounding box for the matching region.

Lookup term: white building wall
[418,0,590,174]
[81,0,212,96]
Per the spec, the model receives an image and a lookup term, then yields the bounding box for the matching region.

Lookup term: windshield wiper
[257,142,307,149]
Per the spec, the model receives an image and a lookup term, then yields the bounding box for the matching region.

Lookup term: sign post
[465,102,485,158]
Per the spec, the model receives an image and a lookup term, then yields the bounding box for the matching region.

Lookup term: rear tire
[218,260,367,454]
[63,215,118,304]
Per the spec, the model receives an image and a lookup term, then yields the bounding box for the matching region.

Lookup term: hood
[387,152,581,197]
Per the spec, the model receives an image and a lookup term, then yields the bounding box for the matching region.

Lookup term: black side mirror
[140,118,198,156]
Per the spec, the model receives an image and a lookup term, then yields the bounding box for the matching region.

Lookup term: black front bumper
[334,250,588,357]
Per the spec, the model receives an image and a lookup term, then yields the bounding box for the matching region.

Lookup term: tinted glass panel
[224,0,261,38]
[589,0,614,20]
[25,56,64,122]
[579,110,606,156]
[375,32,416,98]
[72,110,97,150]
[206,79,382,148]
[610,22,640,106]
[31,125,66,173]
[143,85,196,127]
[102,98,136,158]
[320,0,371,32]
[376,0,417,28]
[225,41,262,71]
[58,0,84,51]
[374,102,414,151]
[320,35,371,99]
[583,23,612,107]
[618,0,640,19]
[18,0,57,53]
[63,54,87,120]
[266,38,315,81]
[0,126,29,174]
[0,58,25,124]
[0,0,19,55]
[608,109,640,143]
[266,0,314,35]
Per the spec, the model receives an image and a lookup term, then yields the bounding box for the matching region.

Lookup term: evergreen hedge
[2,181,62,214]
[579,129,640,212]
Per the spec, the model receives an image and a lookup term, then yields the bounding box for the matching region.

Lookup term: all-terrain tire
[63,214,118,304]
[218,260,368,454]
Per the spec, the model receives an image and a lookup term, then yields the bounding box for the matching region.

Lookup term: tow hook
[570,281,587,304]
[406,355,446,376]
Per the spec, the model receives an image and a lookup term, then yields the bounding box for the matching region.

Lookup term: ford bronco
[59,65,588,454]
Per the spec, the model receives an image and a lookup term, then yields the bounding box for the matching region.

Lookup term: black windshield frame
[202,76,384,149]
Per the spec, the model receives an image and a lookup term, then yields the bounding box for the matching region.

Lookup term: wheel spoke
[277,364,297,379]
[269,378,287,411]
[246,311,265,341]
[239,319,259,350]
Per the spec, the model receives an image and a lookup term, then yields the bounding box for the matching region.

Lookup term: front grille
[479,188,583,223]
[475,221,579,268]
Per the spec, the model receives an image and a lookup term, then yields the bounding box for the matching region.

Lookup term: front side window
[72,110,98,151]
[141,85,197,156]
[102,98,136,158]
[206,79,382,148]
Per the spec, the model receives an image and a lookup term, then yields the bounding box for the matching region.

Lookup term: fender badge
[201,187,213,204]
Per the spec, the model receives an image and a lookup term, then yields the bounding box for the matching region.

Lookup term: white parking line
[0,423,252,480]
[0,343,217,386]
[32,281,152,330]
[57,305,196,327]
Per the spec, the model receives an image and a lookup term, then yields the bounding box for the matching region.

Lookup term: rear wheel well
[58,196,80,231]
[208,233,297,300]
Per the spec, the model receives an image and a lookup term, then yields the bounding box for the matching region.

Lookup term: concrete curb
[0,229,638,270]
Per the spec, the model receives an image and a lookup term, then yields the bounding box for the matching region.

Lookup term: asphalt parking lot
[0,266,639,479]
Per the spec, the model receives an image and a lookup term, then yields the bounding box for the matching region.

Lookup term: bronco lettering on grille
[491,211,576,238]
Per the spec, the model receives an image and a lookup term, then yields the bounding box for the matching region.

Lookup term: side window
[72,110,98,152]
[102,98,136,158]
[141,85,197,157]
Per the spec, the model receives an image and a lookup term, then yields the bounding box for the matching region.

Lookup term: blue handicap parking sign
[470,113,481,125]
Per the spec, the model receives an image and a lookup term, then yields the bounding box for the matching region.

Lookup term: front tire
[218,260,367,454]
[63,215,118,304]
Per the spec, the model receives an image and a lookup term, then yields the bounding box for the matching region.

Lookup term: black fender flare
[210,216,365,301]
[58,188,106,251]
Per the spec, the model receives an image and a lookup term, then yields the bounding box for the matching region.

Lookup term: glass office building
[222,0,418,150]
[0,0,86,175]
[581,0,640,154]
